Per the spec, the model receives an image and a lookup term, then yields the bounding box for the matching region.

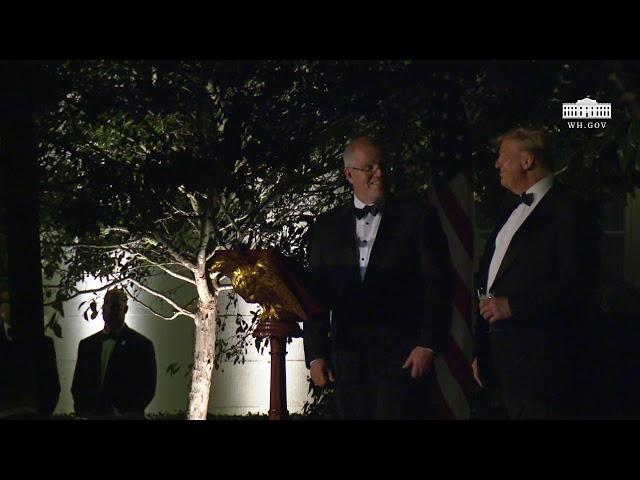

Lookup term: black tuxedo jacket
[71,324,157,416]
[0,335,60,417]
[303,197,452,370]
[475,183,598,399]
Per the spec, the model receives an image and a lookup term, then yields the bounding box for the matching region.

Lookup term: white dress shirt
[310,195,434,367]
[100,326,125,416]
[486,174,555,293]
[355,195,434,355]
[100,336,116,387]
[354,195,383,280]
[310,196,383,368]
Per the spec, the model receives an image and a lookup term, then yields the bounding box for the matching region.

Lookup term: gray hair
[343,136,385,167]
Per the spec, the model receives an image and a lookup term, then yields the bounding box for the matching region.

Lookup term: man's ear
[521,152,535,171]
[344,167,353,185]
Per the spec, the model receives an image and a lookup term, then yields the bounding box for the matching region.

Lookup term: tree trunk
[187,299,217,420]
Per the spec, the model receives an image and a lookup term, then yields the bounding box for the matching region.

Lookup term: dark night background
[1,58,640,420]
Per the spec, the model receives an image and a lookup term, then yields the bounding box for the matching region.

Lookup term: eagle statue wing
[210,250,307,321]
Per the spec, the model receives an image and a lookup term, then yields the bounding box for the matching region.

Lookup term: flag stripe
[451,306,474,363]
[434,356,470,419]
[429,367,456,419]
[427,69,475,419]
[429,190,472,280]
[451,268,472,331]
[441,337,478,399]
[429,169,475,419]
[435,185,474,260]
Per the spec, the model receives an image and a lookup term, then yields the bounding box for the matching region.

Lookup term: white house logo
[562,97,611,129]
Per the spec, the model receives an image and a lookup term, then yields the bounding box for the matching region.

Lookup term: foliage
[37,60,640,417]
[461,60,640,225]
[38,60,354,334]
[301,382,338,419]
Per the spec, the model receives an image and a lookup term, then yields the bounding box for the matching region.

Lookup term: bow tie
[520,192,534,206]
[354,203,384,220]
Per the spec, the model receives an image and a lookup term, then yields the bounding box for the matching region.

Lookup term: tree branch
[43,276,129,305]
[218,196,244,241]
[170,205,200,219]
[165,206,200,233]
[236,186,285,234]
[126,250,196,285]
[206,246,228,263]
[43,241,141,250]
[127,278,193,317]
[102,226,132,235]
[197,196,215,267]
[125,287,195,321]
[143,232,197,271]
[179,185,204,216]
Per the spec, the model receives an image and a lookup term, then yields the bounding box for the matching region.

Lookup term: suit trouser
[488,332,575,420]
[498,391,573,419]
[331,349,434,420]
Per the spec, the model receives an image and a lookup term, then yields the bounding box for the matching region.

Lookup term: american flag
[426,67,478,419]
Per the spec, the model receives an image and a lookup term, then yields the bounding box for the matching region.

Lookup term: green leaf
[52,323,63,339]
[52,301,64,317]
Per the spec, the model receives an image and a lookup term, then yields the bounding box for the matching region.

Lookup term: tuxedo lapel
[493,186,557,283]
[365,200,401,282]
[106,324,133,371]
[493,225,526,283]
[87,336,103,390]
[479,200,518,284]
[334,202,360,281]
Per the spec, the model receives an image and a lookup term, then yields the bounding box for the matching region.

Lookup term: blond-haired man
[475,128,597,419]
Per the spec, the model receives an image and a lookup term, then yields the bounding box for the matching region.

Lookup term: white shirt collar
[353,195,367,209]
[524,174,554,208]
[353,195,382,208]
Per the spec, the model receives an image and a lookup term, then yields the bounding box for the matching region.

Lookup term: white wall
[46,274,312,416]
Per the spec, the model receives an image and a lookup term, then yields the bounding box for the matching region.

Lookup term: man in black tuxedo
[72,289,157,419]
[304,136,452,419]
[475,128,597,419]
[0,289,60,418]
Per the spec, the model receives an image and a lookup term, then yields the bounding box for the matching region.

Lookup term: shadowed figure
[71,288,156,419]
[0,289,60,419]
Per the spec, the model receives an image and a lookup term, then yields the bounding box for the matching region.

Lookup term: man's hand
[479,297,512,324]
[309,358,335,387]
[402,346,435,379]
